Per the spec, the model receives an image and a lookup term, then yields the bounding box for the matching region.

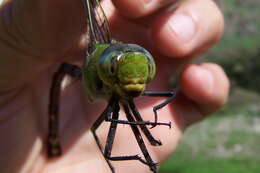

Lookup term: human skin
[0,0,229,173]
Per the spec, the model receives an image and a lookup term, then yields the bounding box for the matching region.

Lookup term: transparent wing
[82,0,112,54]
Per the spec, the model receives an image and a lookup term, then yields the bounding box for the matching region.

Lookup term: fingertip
[200,63,230,108]
[181,64,214,102]
[151,12,197,57]
[150,0,224,58]
[180,63,230,112]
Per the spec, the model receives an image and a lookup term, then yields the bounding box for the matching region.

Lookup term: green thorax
[82,44,110,101]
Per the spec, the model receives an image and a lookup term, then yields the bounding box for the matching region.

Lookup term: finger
[112,0,178,18]
[151,0,224,57]
[179,63,230,127]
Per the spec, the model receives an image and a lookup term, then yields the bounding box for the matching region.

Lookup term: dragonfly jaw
[121,83,145,97]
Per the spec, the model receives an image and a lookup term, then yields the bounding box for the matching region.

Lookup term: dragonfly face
[98,44,156,97]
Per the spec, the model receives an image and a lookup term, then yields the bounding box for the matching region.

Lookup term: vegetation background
[160,0,260,172]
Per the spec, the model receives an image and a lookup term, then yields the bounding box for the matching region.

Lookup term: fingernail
[142,0,171,8]
[169,13,197,43]
[142,0,152,3]
[196,66,214,94]
[142,0,153,6]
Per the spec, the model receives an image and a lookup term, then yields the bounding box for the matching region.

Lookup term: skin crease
[0,0,229,173]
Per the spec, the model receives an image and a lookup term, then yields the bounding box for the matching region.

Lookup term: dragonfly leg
[122,103,159,173]
[91,103,115,173]
[105,115,170,127]
[103,102,153,169]
[142,90,178,128]
[128,99,162,146]
[47,63,81,157]
[59,63,82,79]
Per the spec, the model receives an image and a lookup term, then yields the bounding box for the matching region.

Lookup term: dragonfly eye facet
[146,54,156,83]
[98,49,121,86]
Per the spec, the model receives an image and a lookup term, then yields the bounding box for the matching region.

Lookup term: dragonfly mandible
[47,0,177,173]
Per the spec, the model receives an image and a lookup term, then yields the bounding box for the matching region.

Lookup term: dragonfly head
[98,44,156,97]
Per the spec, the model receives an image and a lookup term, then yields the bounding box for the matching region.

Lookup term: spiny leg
[105,116,170,126]
[91,103,115,173]
[104,100,170,127]
[103,101,150,168]
[128,99,162,146]
[142,90,177,128]
[122,103,158,173]
[48,63,81,157]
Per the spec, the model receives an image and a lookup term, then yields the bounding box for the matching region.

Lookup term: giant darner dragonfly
[47,0,177,172]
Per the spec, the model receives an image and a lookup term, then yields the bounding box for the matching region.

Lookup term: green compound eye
[98,49,121,85]
[106,54,118,76]
[146,52,156,83]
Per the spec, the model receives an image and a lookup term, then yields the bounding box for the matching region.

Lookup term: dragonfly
[47,0,177,173]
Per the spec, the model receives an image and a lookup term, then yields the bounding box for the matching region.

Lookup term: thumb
[0,0,85,91]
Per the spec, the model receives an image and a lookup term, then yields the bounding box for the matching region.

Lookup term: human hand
[0,0,229,173]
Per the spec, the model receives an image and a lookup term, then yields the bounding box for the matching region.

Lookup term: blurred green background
[160,0,260,172]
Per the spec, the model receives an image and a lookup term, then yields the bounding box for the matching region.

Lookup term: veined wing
[82,0,112,54]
